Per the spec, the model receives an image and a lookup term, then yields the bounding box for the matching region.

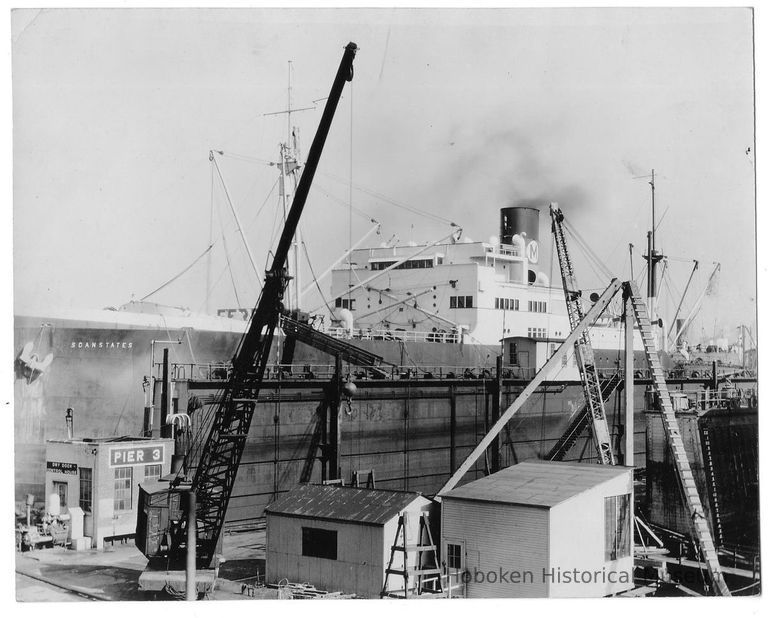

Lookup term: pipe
[161,349,170,439]
[186,489,197,601]
[624,299,634,467]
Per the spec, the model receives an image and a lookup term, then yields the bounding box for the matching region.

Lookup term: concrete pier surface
[15,528,270,602]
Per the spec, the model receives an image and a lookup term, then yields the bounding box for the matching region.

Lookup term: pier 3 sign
[109,444,165,467]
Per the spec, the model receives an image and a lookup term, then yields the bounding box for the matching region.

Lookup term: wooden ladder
[627,281,730,596]
[381,511,442,598]
[352,469,376,488]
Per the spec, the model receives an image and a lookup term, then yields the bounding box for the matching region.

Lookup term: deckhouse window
[334,297,356,310]
[370,258,435,271]
[450,295,473,309]
[496,298,519,311]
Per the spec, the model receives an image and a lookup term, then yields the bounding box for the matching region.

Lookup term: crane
[135,42,358,572]
[549,203,615,465]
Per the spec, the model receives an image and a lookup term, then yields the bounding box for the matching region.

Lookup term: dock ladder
[381,511,442,598]
[626,280,730,596]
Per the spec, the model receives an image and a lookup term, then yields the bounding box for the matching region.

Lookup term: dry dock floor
[15,528,271,602]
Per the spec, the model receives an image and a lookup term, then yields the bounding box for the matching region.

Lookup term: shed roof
[440,461,631,508]
[265,484,426,525]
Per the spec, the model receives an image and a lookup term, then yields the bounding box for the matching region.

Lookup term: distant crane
[549,203,614,465]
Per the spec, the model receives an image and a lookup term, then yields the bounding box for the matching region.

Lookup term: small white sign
[109,444,165,467]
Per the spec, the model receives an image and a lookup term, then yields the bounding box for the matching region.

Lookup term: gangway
[279,311,393,378]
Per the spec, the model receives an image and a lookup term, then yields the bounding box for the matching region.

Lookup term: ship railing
[158,362,751,391]
[157,362,545,383]
[316,326,462,344]
[496,243,522,257]
[152,361,234,382]
[261,364,504,381]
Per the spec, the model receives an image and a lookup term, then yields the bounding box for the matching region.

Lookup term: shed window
[302,527,337,560]
[114,466,133,512]
[605,494,631,561]
[144,464,162,483]
[79,467,92,512]
[446,543,462,570]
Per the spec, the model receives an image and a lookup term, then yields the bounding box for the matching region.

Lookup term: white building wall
[548,472,634,597]
[441,498,550,598]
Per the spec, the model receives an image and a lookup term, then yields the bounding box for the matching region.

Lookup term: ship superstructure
[328,205,645,379]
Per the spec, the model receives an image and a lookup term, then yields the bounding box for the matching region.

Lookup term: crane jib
[136,42,359,572]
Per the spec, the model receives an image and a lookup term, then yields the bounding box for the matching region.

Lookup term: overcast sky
[12,7,756,342]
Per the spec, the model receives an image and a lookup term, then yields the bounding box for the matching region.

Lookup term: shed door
[53,481,68,509]
[443,538,466,597]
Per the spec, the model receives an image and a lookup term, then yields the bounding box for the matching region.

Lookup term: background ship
[15,203,707,511]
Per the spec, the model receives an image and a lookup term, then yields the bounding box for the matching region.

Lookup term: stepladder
[381,510,442,598]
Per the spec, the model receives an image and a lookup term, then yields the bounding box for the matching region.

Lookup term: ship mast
[642,169,665,348]
[265,61,314,310]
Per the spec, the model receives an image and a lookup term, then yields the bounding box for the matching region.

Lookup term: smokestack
[500,205,544,284]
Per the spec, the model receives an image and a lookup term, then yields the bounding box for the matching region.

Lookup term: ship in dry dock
[14,31,759,599]
[15,202,757,527]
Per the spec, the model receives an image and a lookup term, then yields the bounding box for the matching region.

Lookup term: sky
[11,7,757,344]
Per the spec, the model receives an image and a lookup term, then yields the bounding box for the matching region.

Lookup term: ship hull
[14,312,655,520]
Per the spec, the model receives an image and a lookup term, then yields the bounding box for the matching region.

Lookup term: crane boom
[549,204,615,465]
[136,42,358,570]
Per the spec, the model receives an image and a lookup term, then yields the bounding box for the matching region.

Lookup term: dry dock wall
[645,407,758,547]
[186,381,649,526]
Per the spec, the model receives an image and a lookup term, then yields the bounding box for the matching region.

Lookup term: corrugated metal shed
[265,484,425,525]
[440,460,631,508]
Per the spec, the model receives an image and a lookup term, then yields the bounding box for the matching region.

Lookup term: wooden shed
[265,484,434,598]
[440,461,634,598]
